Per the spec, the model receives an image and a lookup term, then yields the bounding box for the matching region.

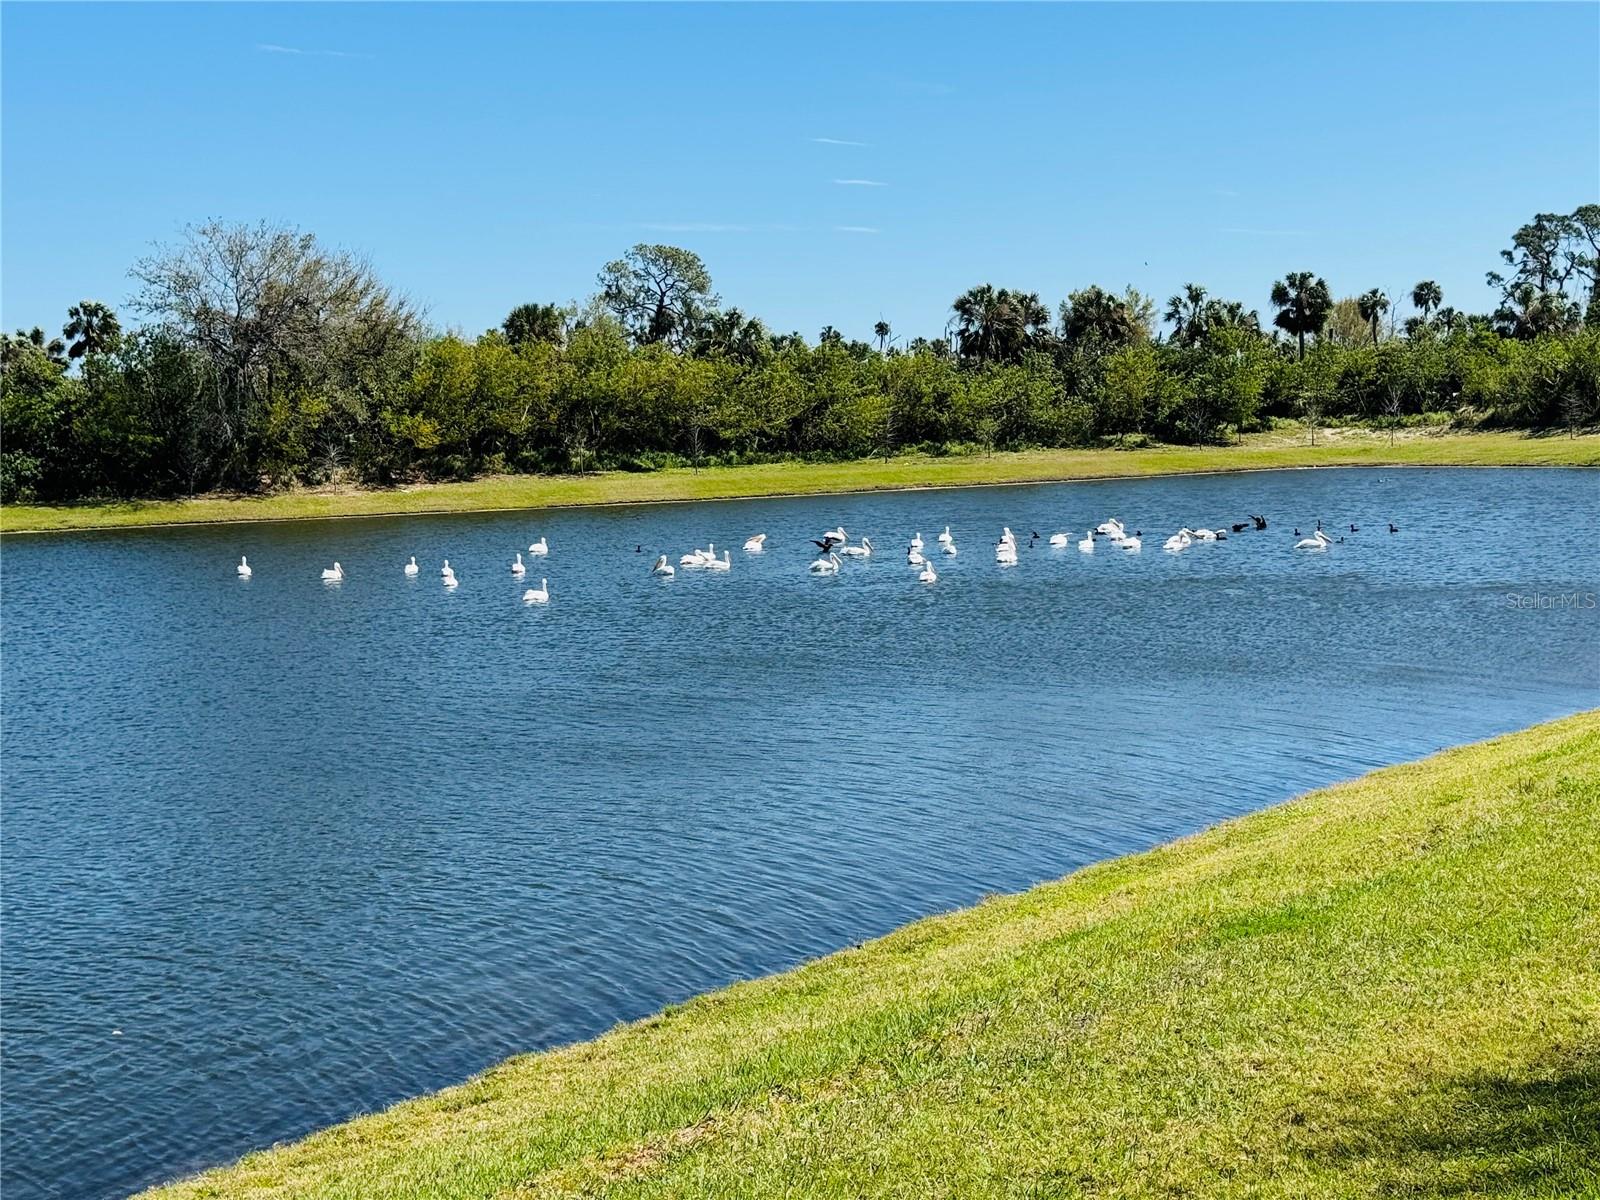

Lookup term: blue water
[2,467,1596,1198]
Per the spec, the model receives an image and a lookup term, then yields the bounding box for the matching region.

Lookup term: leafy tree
[63,301,122,360]
[597,244,716,350]
[1269,271,1334,360]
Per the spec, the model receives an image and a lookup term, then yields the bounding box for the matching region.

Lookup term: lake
[3,466,1596,1199]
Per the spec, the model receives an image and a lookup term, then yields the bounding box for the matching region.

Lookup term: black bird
[1251,515,1268,531]
[1315,518,1323,532]
[636,544,643,553]
[1231,522,1249,534]
[1294,528,1301,537]
[1388,522,1399,534]
[810,538,837,552]
[1349,524,1358,533]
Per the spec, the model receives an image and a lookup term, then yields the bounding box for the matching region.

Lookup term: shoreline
[139,711,1600,1199]
[5,429,1598,536]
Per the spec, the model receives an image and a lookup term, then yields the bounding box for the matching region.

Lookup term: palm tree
[873,320,891,353]
[15,326,67,366]
[1269,272,1334,360]
[62,300,121,360]
[1433,306,1462,335]
[1410,280,1442,323]
[949,285,1046,363]
[1357,288,1389,346]
[1164,283,1207,345]
[502,302,566,347]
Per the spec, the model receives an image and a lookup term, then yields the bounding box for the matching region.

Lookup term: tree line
[3,206,1597,504]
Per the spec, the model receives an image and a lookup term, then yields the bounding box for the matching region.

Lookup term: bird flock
[233,511,1398,600]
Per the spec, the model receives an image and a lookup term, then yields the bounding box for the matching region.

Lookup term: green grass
[143,712,1600,1199]
[6,427,1598,534]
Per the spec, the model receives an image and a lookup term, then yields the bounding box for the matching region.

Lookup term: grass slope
[6,428,1598,534]
[145,712,1600,1199]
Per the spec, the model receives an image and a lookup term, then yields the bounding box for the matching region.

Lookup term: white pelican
[910,532,924,551]
[1000,526,1017,546]
[1120,535,1142,551]
[1096,518,1124,538]
[528,537,549,556]
[918,560,938,583]
[652,554,675,577]
[511,552,526,576]
[321,562,344,581]
[442,565,458,588]
[1192,528,1219,542]
[404,556,419,577]
[1163,530,1193,552]
[679,548,707,567]
[907,547,927,566]
[706,551,732,571]
[441,559,453,576]
[941,539,958,556]
[1295,530,1332,551]
[821,527,847,546]
[809,552,842,574]
[236,556,252,578]
[1048,532,1070,547]
[523,578,549,603]
[996,542,1018,565]
[1078,531,1095,552]
[937,526,954,545]
[743,534,767,552]
[842,537,873,558]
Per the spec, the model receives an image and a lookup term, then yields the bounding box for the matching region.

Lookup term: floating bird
[1120,535,1142,551]
[1295,531,1332,551]
[236,556,252,578]
[1251,515,1268,531]
[1231,523,1250,534]
[442,565,458,588]
[809,552,842,574]
[1163,530,1193,552]
[652,554,675,577]
[706,551,732,571]
[1000,526,1017,546]
[528,537,549,556]
[821,527,847,546]
[1388,522,1400,534]
[937,526,954,545]
[941,538,958,556]
[523,578,549,603]
[842,537,874,558]
[910,532,924,551]
[1078,531,1095,552]
[1048,532,1070,547]
[321,562,344,581]
[441,559,453,576]
[511,552,526,576]
[1349,524,1360,533]
[404,556,419,577]
[1096,518,1125,537]
[996,542,1019,565]
[908,546,927,566]
[743,534,767,552]
[1192,528,1218,541]
[918,560,938,583]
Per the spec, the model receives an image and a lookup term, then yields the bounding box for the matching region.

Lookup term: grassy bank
[6,427,1598,535]
[145,712,1600,1199]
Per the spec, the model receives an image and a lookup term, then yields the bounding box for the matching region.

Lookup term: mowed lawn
[6,428,1599,534]
[143,711,1600,1199]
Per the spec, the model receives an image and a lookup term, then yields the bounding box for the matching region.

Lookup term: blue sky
[4,3,1597,343]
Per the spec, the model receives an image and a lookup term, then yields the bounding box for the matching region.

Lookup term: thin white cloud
[1220,227,1309,237]
[256,42,371,59]
[833,178,888,187]
[809,137,871,147]
[1212,187,1241,198]
[639,222,751,233]
[834,226,880,234]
